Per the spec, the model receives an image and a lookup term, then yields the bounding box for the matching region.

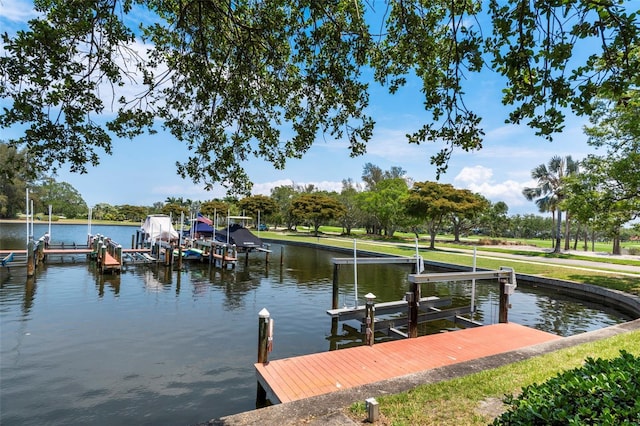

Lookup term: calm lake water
[0,223,634,425]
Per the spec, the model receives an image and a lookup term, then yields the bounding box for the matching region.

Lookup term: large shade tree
[289,193,345,236]
[449,190,489,242]
[357,177,409,237]
[405,181,465,249]
[0,142,29,218]
[238,195,278,225]
[1,1,637,193]
[38,178,88,218]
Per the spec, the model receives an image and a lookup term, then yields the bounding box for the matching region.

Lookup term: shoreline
[0,219,139,226]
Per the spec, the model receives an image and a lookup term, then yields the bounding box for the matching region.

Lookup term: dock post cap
[364,293,376,301]
[258,308,270,318]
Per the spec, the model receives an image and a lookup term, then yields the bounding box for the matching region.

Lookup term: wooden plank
[255,323,561,403]
[43,249,93,255]
[103,253,120,267]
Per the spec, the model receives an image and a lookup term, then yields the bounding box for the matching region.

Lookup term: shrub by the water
[493,350,640,425]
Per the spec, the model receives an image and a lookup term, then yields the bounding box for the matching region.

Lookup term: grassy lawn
[347,330,640,425]
[261,230,640,296]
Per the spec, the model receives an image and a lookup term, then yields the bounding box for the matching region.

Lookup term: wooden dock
[255,323,561,403]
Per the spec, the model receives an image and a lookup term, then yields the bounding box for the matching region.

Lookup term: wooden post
[409,281,420,338]
[177,246,183,270]
[37,238,45,265]
[499,277,509,323]
[258,308,271,363]
[27,239,35,277]
[364,293,376,346]
[164,245,171,267]
[100,244,107,272]
[256,308,271,405]
[131,234,135,249]
[332,264,340,310]
[406,291,416,338]
[245,250,249,266]
[280,246,284,266]
[116,245,123,266]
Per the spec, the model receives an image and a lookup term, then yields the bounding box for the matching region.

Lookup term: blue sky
[1,0,603,215]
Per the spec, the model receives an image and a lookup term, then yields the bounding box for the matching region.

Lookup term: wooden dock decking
[255,323,561,403]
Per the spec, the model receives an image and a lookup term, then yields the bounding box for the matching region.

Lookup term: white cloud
[453,165,538,212]
[467,180,529,208]
[454,165,493,184]
[252,179,344,195]
[0,0,39,22]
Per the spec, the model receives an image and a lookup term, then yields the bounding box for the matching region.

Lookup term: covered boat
[215,224,264,251]
[189,213,215,238]
[141,214,179,242]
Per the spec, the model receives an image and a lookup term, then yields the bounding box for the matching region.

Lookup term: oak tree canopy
[1,0,637,194]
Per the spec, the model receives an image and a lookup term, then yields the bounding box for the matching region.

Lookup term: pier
[0,232,245,275]
[256,262,523,405]
[255,323,561,403]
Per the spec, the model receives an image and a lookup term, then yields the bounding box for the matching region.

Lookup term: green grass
[347,330,640,425]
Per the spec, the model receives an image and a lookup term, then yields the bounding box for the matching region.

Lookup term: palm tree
[523,156,578,253]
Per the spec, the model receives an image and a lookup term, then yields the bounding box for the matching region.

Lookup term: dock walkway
[255,323,561,403]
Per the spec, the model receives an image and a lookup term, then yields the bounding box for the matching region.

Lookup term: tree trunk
[573,222,580,250]
[429,227,437,249]
[612,229,621,255]
[453,222,461,243]
[564,212,571,251]
[554,209,562,253]
[550,211,556,249]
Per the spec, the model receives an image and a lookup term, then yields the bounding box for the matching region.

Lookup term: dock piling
[365,293,376,346]
[27,239,35,277]
[409,281,420,338]
[499,277,509,323]
[257,308,271,406]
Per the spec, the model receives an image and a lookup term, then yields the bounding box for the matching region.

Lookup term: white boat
[140,214,179,243]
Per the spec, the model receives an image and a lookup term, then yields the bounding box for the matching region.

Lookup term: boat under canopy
[215,224,263,251]
[185,213,213,237]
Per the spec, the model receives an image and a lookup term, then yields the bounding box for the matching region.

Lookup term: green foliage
[39,178,88,218]
[493,351,640,425]
[289,193,345,235]
[405,181,473,248]
[0,142,28,218]
[356,177,409,237]
[238,195,278,218]
[2,2,637,192]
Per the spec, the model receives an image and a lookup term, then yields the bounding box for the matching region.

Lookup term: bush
[493,350,640,425]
